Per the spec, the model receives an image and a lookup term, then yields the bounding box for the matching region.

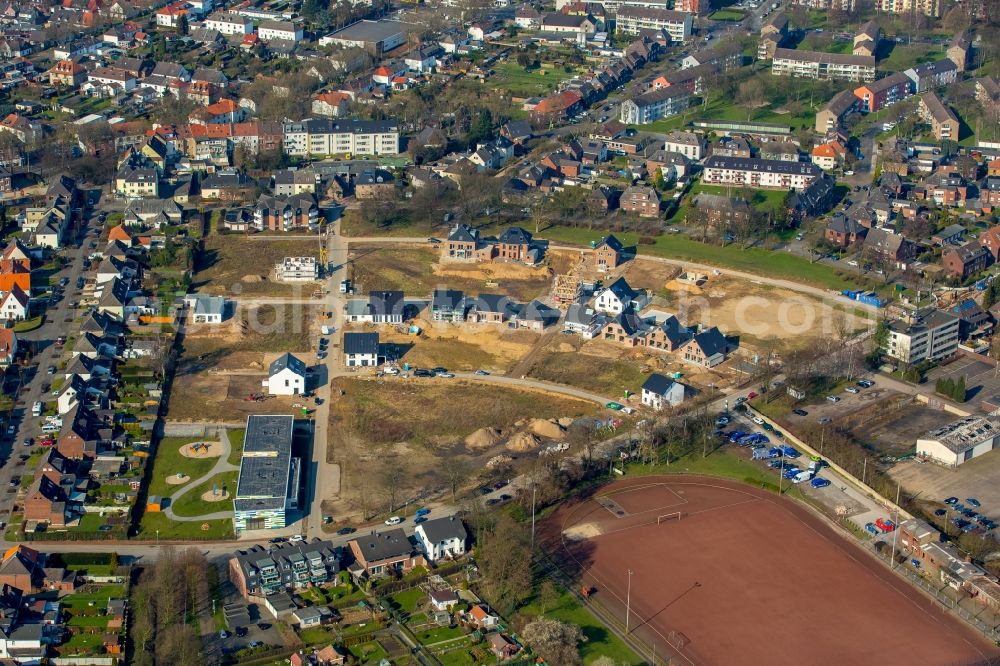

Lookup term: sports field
[543,476,997,665]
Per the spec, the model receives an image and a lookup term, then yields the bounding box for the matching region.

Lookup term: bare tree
[381,454,405,513]
[521,618,583,666]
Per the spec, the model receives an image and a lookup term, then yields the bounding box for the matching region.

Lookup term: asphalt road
[0,205,96,525]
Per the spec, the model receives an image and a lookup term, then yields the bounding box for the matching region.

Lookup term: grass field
[492,61,581,98]
[138,510,234,540]
[169,471,238,517]
[525,350,647,398]
[195,235,322,296]
[637,94,815,134]
[390,587,426,613]
[227,428,247,466]
[539,227,867,291]
[145,437,221,499]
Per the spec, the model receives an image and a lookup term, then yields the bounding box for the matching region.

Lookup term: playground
[543,476,997,666]
[179,441,224,458]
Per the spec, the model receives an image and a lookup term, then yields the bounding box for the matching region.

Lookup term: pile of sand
[506,432,541,452]
[241,274,266,283]
[528,418,565,440]
[665,279,703,295]
[557,418,575,428]
[166,474,189,485]
[465,427,503,450]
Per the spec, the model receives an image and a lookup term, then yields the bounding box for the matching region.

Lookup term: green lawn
[413,625,467,645]
[538,227,867,291]
[349,641,388,664]
[390,587,425,613]
[492,61,579,98]
[146,437,221,499]
[13,316,44,333]
[137,511,234,540]
[298,625,337,645]
[879,45,945,72]
[226,428,246,466]
[169,471,237,517]
[518,589,644,665]
[709,8,744,20]
[637,93,815,135]
[59,631,107,655]
[63,584,128,608]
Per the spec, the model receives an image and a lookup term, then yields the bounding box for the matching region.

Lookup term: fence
[868,542,1000,642]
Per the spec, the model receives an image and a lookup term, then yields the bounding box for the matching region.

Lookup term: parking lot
[890,452,1000,523]
[726,412,896,533]
[926,356,1000,405]
[786,384,898,426]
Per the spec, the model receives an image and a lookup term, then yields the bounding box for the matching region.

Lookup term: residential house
[904,59,958,93]
[641,373,686,409]
[347,529,425,577]
[354,170,395,199]
[343,332,379,367]
[0,285,28,321]
[942,242,990,280]
[312,92,350,118]
[862,228,917,267]
[824,213,867,248]
[811,141,847,171]
[414,516,467,562]
[431,289,466,322]
[679,327,729,367]
[620,185,660,217]
[265,353,307,396]
[854,72,912,113]
[815,89,859,133]
[594,277,647,315]
[593,235,625,271]
[182,294,226,323]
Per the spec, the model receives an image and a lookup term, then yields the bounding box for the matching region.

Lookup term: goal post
[657,511,682,524]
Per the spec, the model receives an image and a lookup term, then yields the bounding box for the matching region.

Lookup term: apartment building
[663,130,705,160]
[203,12,253,35]
[232,415,301,535]
[918,92,959,142]
[853,72,912,112]
[620,87,692,124]
[883,308,959,364]
[815,89,858,133]
[681,43,742,71]
[258,20,303,42]
[788,0,855,10]
[282,119,399,157]
[877,0,940,17]
[904,59,958,93]
[702,155,822,190]
[772,48,875,82]
[615,8,691,42]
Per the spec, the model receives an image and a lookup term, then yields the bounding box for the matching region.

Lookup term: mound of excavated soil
[465,427,503,450]
[241,274,266,283]
[529,418,565,439]
[506,431,542,452]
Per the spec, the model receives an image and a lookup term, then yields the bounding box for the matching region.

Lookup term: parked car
[413,369,433,378]
[826,395,840,402]
[845,387,859,394]
[864,523,879,535]
[818,417,832,424]
[715,415,730,427]
[415,507,431,517]
[746,391,758,400]
[751,416,765,425]
[336,527,355,535]
[934,509,947,516]
[857,379,874,388]
[944,496,959,505]
[966,498,982,508]
[474,369,490,375]
[384,516,403,526]
[875,518,895,533]
[606,402,623,411]
[793,409,808,416]
[782,467,802,479]
[810,477,831,489]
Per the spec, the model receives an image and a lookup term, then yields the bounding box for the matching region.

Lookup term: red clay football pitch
[544,475,998,666]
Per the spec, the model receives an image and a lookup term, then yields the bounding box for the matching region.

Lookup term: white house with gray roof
[414,516,468,562]
[182,294,227,324]
[265,353,307,395]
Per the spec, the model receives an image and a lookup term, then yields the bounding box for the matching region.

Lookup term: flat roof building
[233,415,301,534]
[319,20,406,55]
[917,416,1000,467]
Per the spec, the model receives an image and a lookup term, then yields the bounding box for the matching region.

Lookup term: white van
[31,402,42,417]
[792,471,813,484]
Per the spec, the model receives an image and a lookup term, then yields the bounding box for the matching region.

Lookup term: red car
[39,439,54,447]
[747,391,758,400]
[875,518,895,533]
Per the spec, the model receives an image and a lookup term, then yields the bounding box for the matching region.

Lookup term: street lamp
[625,569,633,634]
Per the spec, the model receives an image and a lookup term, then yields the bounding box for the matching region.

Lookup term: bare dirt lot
[194,235,321,296]
[181,303,316,360]
[348,244,574,301]
[167,370,315,421]
[623,261,871,349]
[523,335,734,398]
[326,376,597,520]
[374,319,539,373]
